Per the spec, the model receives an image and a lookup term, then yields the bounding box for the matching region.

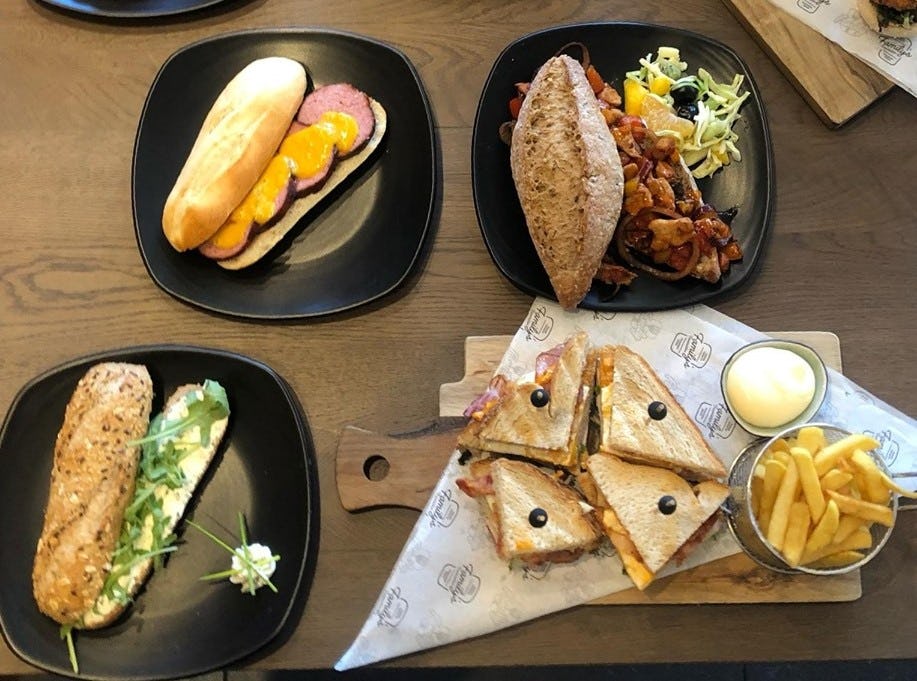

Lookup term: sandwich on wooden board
[457,331,595,471]
[457,457,603,566]
[582,453,729,590]
[594,344,727,481]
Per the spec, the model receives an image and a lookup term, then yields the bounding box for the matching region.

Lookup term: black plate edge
[35,0,233,19]
[131,27,438,320]
[470,20,775,312]
[0,344,318,681]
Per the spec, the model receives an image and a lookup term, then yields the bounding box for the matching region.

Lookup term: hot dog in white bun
[162,57,388,269]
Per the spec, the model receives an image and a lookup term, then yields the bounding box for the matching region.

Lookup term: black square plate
[133,29,436,319]
[0,346,318,680]
[472,22,774,311]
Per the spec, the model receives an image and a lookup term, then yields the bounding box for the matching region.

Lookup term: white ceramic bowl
[720,339,828,438]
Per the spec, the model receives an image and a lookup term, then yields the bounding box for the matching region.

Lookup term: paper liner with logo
[335,299,917,670]
[764,0,916,97]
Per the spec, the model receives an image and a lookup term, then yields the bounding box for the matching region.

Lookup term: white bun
[162,57,308,252]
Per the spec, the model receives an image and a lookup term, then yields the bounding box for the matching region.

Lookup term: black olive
[658,495,677,515]
[671,82,699,106]
[675,103,699,121]
[717,206,739,225]
[530,388,550,408]
[648,401,667,420]
[529,508,548,527]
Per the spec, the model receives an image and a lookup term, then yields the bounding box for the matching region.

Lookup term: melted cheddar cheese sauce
[602,508,654,590]
[207,111,359,250]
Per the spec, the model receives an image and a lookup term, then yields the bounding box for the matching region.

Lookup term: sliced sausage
[296,83,375,153]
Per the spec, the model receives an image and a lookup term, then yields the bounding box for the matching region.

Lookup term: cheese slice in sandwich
[595,344,726,481]
[584,452,728,590]
[457,331,594,470]
[457,457,602,565]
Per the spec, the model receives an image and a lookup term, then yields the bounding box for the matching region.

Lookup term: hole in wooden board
[363,454,390,481]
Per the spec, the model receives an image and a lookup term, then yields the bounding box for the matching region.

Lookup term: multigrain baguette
[162,57,308,252]
[32,363,153,626]
[510,55,624,309]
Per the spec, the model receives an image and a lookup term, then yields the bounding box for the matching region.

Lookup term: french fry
[806,550,865,569]
[827,490,894,527]
[833,514,865,544]
[792,447,826,522]
[770,450,791,466]
[795,426,826,455]
[879,471,917,499]
[767,457,800,550]
[820,469,853,492]
[850,450,892,504]
[769,438,791,454]
[804,499,840,554]
[751,474,764,517]
[783,501,811,567]
[757,459,787,534]
[813,434,880,476]
[802,527,873,565]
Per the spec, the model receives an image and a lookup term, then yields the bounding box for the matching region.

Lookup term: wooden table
[1,0,915,673]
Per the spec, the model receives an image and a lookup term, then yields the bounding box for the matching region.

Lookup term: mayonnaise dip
[725,347,816,428]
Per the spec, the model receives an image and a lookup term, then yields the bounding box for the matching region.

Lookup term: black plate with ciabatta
[0,346,318,680]
[133,29,436,319]
[472,22,774,311]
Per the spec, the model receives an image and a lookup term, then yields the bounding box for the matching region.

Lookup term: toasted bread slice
[457,332,593,470]
[596,345,726,480]
[585,453,728,589]
[457,457,602,565]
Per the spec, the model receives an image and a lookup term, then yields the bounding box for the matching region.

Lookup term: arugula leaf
[98,380,229,606]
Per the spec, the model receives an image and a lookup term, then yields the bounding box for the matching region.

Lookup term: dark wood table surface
[1,0,915,674]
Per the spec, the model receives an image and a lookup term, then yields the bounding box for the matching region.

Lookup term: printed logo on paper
[437,563,481,603]
[671,332,712,369]
[376,586,408,627]
[695,402,737,439]
[834,10,869,36]
[864,429,900,468]
[796,0,828,13]
[426,489,459,528]
[523,304,554,341]
[878,36,912,66]
[592,311,617,322]
[630,315,662,341]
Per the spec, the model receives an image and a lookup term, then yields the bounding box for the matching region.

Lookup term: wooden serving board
[336,331,862,604]
[723,0,894,127]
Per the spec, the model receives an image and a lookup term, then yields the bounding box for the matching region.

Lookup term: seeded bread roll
[510,55,624,309]
[162,57,308,251]
[32,363,153,626]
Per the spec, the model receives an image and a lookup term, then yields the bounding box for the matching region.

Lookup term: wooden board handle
[335,424,457,512]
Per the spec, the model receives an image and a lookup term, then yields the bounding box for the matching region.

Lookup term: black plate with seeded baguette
[0,346,318,680]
